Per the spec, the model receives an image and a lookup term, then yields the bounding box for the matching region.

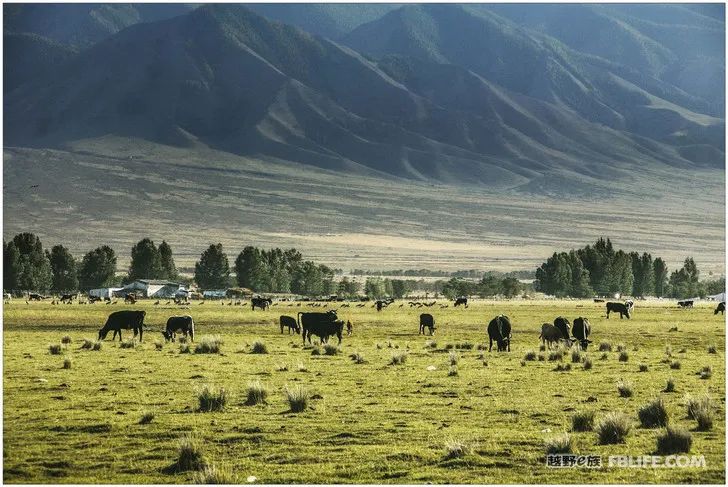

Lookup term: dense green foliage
[46,244,78,292]
[194,244,231,290]
[77,245,117,291]
[3,233,53,291]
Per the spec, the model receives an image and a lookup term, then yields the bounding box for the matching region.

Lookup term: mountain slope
[3,33,78,93]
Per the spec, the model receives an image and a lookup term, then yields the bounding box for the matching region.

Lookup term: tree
[158,240,178,280]
[364,277,386,299]
[610,250,634,296]
[653,258,669,297]
[390,279,409,299]
[337,277,361,298]
[194,244,230,289]
[669,257,700,298]
[235,246,268,291]
[501,277,521,298]
[128,238,162,281]
[479,273,503,297]
[47,245,78,291]
[10,233,52,291]
[4,240,20,291]
[78,246,117,290]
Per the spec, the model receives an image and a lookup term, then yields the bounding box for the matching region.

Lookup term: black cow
[163,315,195,342]
[606,301,631,319]
[99,310,146,342]
[488,315,512,352]
[375,299,393,312]
[88,296,102,304]
[572,317,592,350]
[553,317,572,345]
[593,298,605,303]
[251,297,272,311]
[346,320,353,336]
[454,297,468,307]
[419,313,435,335]
[124,293,137,304]
[715,302,725,315]
[678,300,694,308]
[280,315,300,334]
[28,293,45,301]
[298,311,343,344]
[60,293,77,304]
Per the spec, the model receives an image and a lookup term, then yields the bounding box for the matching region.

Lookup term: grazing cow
[251,297,272,311]
[163,315,195,342]
[606,301,631,319]
[346,320,353,336]
[593,298,605,303]
[572,317,592,350]
[677,300,694,308]
[553,317,572,345]
[298,311,343,344]
[454,297,468,307]
[539,323,563,349]
[714,302,725,315]
[28,293,45,301]
[280,315,300,334]
[488,315,512,352]
[98,310,146,342]
[124,293,137,304]
[60,293,77,304]
[419,313,435,335]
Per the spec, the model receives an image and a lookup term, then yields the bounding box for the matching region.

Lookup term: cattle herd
[86,298,725,353]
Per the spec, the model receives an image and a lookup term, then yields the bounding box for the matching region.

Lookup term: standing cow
[488,315,512,352]
[280,315,300,334]
[571,317,592,350]
[553,317,572,346]
[539,323,563,349]
[454,297,468,308]
[298,311,343,344]
[252,297,272,310]
[419,313,435,335]
[163,315,195,342]
[606,301,631,319]
[99,310,146,342]
[715,302,725,315]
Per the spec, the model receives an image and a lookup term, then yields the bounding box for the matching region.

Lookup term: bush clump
[656,427,692,454]
[596,412,632,444]
[139,411,155,424]
[195,336,223,354]
[389,351,408,365]
[598,341,612,352]
[323,343,339,356]
[48,343,62,355]
[638,363,649,372]
[545,433,572,454]
[61,335,72,345]
[250,340,268,354]
[176,435,207,471]
[349,352,365,364]
[664,378,676,393]
[285,385,310,413]
[63,357,72,369]
[582,356,593,370]
[197,385,228,412]
[244,381,268,406]
[81,339,94,350]
[523,350,537,361]
[638,397,669,428]
[617,379,633,398]
[571,411,595,432]
[618,351,629,362]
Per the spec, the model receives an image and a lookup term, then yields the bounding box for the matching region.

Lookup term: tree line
[535,237,724,298]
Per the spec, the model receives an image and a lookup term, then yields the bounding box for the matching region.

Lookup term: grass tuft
[285,385,310,413]
[120,339,137,349]
[596,412,631,444]
[669,360,681,369]
[448,351,459,366]
[311,346,322,356]
[638,363,649,372]
[545,433,572,454]
[81,339,94,350]
[92,340,102,351]
[443,438,473,460]
[699,365,712,379]
[617,379,633,398]
[323,343,339,356]
[154,340,163,351]
[176,435,206,472]
[523,350,537,361]
[389,351,408,366]
[686,394,713,431]
[618,350,629,362]
[244,381,268,406]
[664,378,676,393]
[195,336,223,354]
[707,344,717,354]
[656,427,692,454]
[179,343,191,354]
[139,411,155,424]
[571,349,583,363]
[571,411,595,432]
[193,464,236,484]
[448,365,459,376]
[250,340,268,354]
[638,397,669,428]
[598,341,612,352]
[48,343,62,355]
[349,352,365,364]
[582,356,593,370]
[63,357,72,369]
[61,335,72,345]
[197,385,228,412]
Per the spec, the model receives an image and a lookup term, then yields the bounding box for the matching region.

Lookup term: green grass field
[3,299,725,483]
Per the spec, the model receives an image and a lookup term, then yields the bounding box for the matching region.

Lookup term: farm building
[203,289,227,299]
[89,287,123,299]
[120,280,186,298]
[226,287,254,298]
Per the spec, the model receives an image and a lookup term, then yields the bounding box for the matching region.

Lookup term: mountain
[3,32,78,93]
[5,4,723,191]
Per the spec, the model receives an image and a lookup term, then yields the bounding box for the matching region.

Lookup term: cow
[124,293,137,304]
[163,315,195,342]
[678,300,694,308]
[98,310,146,342]
[539,323,563,349]
[715,302,725,315]
[280,315,300,334]
[572,317,592,350]
[553,317,572,345]
[298,311,343,345]
[454,297,468,308]
[375,299,393,311]
[60,293,77,304]
[88,296,102,304]
[593,298,605,303]
[28,293,45,301]
[251,297,272,311]
[419,313,435,335]
[487,315,512,352]
[606,301,631,319]
[346,320,353,336]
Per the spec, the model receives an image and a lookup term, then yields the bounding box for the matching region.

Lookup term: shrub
[539,343,546,352]
[310,346,321,356]
[349,352,365,364]
[668,326,678,332]
[553,363,571,372]
[456,342,474,350]
[616,343,627,352]
[699,366,712,379]
[154,340,164,351]
[617,379,633,398]
[448,366,458,376]
[250,340,268,354]
[63,357,72,369]
[92,340,102,351]
[545,433,572,454]
[244,381,268,406]
[193,464,235,484]
[285,385,309,413]
[596,412,631,444]
[571,411,595,432]
[443,438,473,460]
[664,378,676,393]
[61,335,72,345]
[598,341,612,352]
[389,351,408,365]
[195,336,223,354]
[669,360,681,369]
[176,435,206,471]
[424,340,437,349]
[571,349,583,363]
[139,411,155,424]
[275,363,288,372]
[296,362,308,372]
[448,351,459,366]
[81,339,94,350]
[582,356,593,370]
[638,397,669,428]
[599,352,609,360]
[179,343,191,354]
[120,339,137,349]
[707,344,717,354]
[197,385,228,412]
[638,363,649,372]
[548,350,563,362]
[656,427,692,454]
[537,354,545,362]
[323,343,339,356]
[48,344,62,355]
[618,351,629,362]
[523,350,537,361]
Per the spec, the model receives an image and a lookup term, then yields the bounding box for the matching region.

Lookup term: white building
[89,287,123,299]
[121,280,185,298]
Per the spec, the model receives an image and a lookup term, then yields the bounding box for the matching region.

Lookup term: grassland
[3,299,725,483]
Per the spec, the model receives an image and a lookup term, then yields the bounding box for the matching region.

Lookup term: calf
[280,315,300,334]
[572,317,592,350]
[163,315,195,342]
[488,315,512,352]
[419,313,435,335]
